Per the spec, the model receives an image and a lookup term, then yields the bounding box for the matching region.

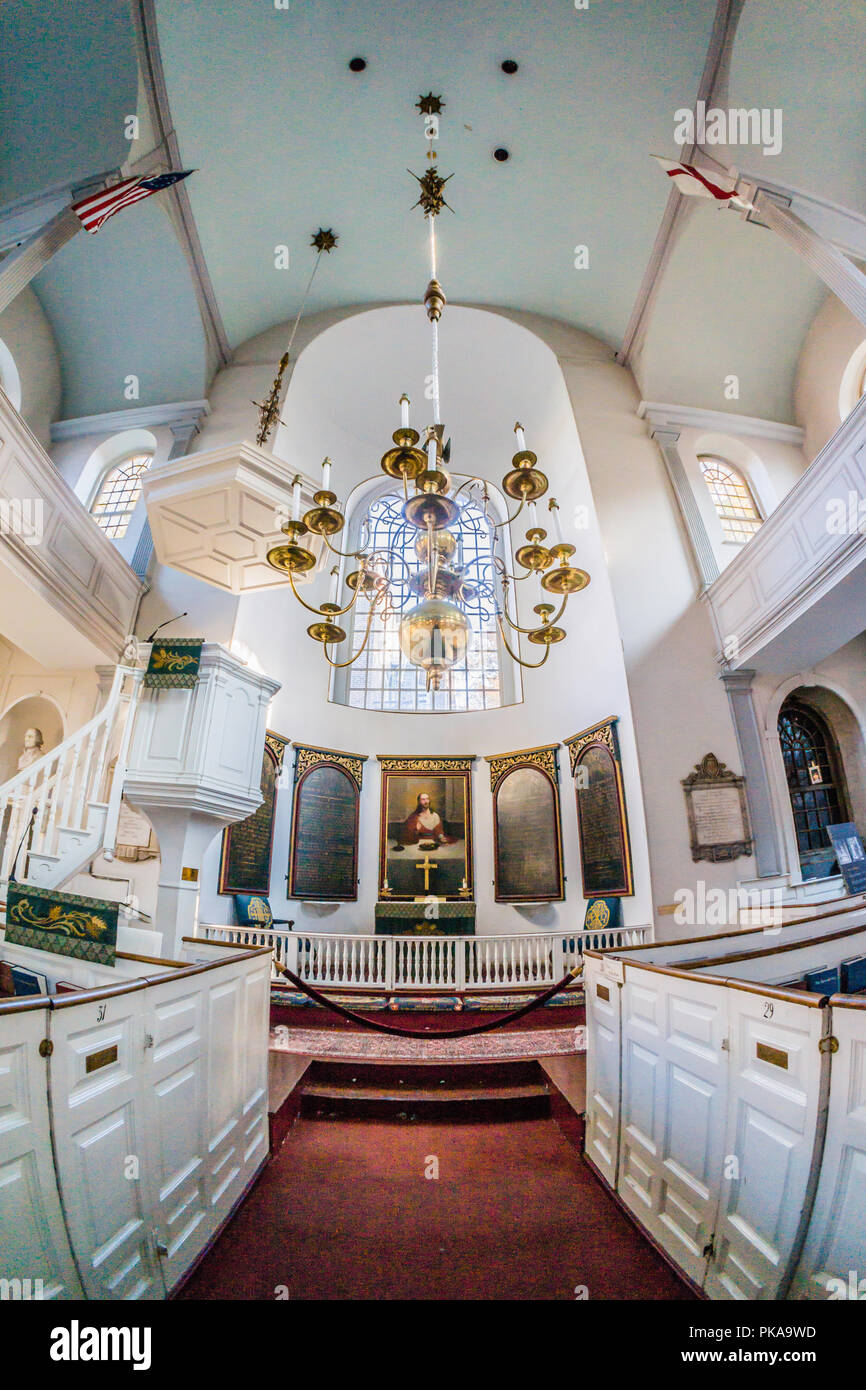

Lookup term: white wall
[194,305,654,937]
[0,288,61,449]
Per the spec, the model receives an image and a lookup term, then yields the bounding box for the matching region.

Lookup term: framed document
[378,756,474,900]
[288,746,365,901]
[219,731,288,894]
[486,745,564,902]
[682,753,753,863]
[564,717,634,898]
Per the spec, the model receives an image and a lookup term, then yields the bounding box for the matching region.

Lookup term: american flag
[70,170,194,234]
[651,157,753,211]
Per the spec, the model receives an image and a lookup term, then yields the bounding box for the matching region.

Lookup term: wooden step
[301,1081,549,1104]
[299,1058,551,1121]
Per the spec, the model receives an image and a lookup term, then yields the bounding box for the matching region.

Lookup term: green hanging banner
[5,882,119,965]
[144,637,204,689]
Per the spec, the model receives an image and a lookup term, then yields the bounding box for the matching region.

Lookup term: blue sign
[826,823,866,896]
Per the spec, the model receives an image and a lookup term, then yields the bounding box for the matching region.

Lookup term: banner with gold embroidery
[144,637,203,688]
[5,882,118,965]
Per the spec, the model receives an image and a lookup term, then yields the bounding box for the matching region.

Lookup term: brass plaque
[597,983,610,1002]
[181,866,199,882]
[85,1044,118,1074]
[756,1041,788,1070]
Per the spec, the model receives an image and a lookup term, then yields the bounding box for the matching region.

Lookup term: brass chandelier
[265,95,590,690]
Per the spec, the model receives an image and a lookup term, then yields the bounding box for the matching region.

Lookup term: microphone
[8,806,38,884]
[145,612,188,643]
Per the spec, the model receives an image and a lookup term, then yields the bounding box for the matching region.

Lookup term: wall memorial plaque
[486,745,564,902]
[564,717,634,898]
[681,753,753,863]
[378,756,474,900]
[219,731,288,895]
[288,745,365,901]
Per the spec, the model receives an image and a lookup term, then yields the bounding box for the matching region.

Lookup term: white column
[0,208,81,316]
[754,191,866,329]
[649,425,720,587]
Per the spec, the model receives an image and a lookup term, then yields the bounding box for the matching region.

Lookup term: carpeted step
[299,1058,551,1122]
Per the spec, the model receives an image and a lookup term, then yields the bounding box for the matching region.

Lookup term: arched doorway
[777,697,850,879]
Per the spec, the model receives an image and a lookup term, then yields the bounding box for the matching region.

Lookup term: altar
[374,900,476,935]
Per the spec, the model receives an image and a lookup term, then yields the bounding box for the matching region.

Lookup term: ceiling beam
[128,0,232,375]
[617,0,748,371]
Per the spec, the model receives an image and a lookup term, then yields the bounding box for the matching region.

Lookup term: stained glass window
[340,489,506,713]
[778,699,848,867]
[90,454,153,538]
[699,456,762,543]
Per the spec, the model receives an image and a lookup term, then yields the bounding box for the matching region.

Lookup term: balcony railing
[198,924,650,991]
[703,393,866,671]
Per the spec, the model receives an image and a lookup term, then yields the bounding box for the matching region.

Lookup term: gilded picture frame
[218,730,288,895]
[288,745,365,901]
[564,717,634,898]
[377,755,474,900]
[487,745,564,902]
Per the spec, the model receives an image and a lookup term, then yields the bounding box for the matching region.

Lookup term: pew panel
[583,955,622,1186]
[617,967,729,1287]
[0,1001,83,1299]
[790,1000,866,1299]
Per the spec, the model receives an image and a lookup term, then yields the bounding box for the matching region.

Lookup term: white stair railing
[0,665,143,887]
[199,924,650,988]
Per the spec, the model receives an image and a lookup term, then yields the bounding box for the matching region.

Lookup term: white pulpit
[124,643,280,954]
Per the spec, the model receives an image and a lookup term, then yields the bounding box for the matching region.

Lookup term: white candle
[329,566,339,604]
[514,421,526,452]
[383,878,389,892]
[528,501,538,530]
[427,436,438,469]
[291,477,301,522]
[321,457,332,493]
[400,394,410,429]
[549,498,564,545]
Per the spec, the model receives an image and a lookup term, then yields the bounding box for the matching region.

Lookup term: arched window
[778,698,849,877]
[698,456,763,543]
[90,453,153,538]
[334,487,512,713]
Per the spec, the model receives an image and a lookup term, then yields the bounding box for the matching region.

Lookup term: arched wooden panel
[573,740,633,897]
[289,761,360,900]
[492,762,564,903]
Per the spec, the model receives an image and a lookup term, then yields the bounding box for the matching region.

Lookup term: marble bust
[17,726,44,771]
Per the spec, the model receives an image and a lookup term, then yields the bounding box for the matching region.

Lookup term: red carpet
[178,1111,693,1301]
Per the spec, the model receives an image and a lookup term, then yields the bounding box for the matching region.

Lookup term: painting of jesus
[378,761,473,900]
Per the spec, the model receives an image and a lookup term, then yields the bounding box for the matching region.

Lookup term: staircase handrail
[0,664,132,804]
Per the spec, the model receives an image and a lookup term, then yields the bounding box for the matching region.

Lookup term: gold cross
[415,855,438,892]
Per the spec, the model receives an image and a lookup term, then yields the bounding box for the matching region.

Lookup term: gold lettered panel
[219,730,289,896]
[564,717,634,898]
[377,756,475,901]
[486,745,564,902]
[288,745,366,901]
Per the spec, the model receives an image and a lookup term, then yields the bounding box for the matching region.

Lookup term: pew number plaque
[682,753,753,864]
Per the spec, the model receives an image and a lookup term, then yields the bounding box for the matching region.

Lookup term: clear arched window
[335,487,512,713]
[699,455,763,543]
[90,454,153,538]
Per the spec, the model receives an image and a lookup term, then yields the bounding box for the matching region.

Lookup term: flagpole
[0,206,82,317]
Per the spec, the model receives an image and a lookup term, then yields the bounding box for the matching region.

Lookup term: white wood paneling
[0,1001,83,1299]
[703,992,827,1300]
[584,955,622,1187]
[617,967,729,1286]
[790,1001,866,1299]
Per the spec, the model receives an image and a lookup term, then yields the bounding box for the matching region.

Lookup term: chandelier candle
[321,457,332,492]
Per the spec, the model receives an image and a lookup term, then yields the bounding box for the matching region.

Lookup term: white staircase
[0,665,143,893]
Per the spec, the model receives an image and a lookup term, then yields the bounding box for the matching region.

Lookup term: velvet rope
[272,960,583,1040]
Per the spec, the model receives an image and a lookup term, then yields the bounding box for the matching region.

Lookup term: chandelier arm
[322,532,369,561]
[490,554,535,585]
[495,615,552,670]
[286,563,362,618]
[485,496,526,532]
[321,601,379,669]
[500,593,568,636]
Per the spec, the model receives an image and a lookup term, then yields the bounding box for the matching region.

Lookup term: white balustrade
[199,924,649,989]
[0,665,143,888]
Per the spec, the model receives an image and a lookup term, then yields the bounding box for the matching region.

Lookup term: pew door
[617,965,729,1287]
[788,1000,866,1299]
[0,1001,83,1299]
[48,989,166,1300]
[703,990,828,1300]
[583,955,622,1187]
